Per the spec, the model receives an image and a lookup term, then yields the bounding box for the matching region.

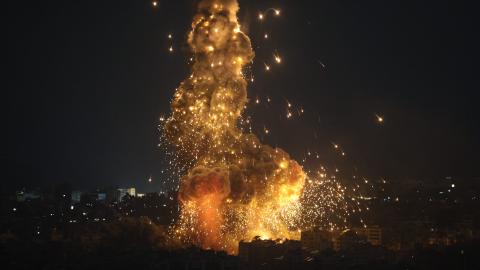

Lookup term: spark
[274,54,282,64]
[264,63,270,71]
[258,8,281,21]
[169,46,173,52]
[318,60,326,68]
[168,34,172,39]
[264,33,269,39]
[375,114,384,123]
[152,1,158,7]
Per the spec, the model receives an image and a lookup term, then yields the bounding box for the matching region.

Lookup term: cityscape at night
[3,0,480,269]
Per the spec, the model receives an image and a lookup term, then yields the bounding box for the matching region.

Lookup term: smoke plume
[164,0,305,253]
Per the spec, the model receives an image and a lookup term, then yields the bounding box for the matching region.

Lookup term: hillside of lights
[158,0,368,254]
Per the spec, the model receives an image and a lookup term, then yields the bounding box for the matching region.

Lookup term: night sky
[4,0,479,192]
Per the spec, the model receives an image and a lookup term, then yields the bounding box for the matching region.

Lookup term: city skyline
[2,0,480,268]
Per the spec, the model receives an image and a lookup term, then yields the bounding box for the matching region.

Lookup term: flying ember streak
[160,0,363,254]
[274,54,282,64]
[258,8,281,21]
[375,114,384,123]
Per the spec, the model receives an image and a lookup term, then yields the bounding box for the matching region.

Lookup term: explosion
[161,0,363,254]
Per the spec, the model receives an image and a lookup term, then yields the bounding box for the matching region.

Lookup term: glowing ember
[375,114,384,123]
[274,54,282,64]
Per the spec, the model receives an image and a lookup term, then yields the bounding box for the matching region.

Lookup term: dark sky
[3,0,479,192]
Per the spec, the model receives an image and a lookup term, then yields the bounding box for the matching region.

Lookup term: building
[338,230,366,250]
[238,238,301,264]
[16,190,41,202]
[239,238,321,270]
[354,225,382,246]
[97,193,106,201]
[301,229,334,251]
[71,190,82,203]
[115,187,136,202]
[80,192,98,204]
[127,187,136,197]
